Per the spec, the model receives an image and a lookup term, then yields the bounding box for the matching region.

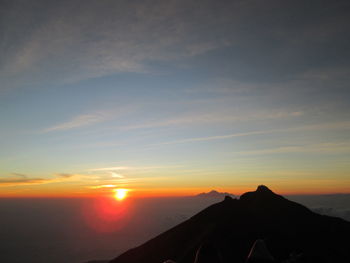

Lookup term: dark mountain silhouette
[195,190,235,199]
[108,185,350,263]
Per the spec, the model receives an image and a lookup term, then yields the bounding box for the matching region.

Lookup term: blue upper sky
[0,0,349,196]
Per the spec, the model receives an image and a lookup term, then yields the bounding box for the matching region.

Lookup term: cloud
[0,0,232,89]
[0,173,77,187]
[42,105,137,133]
[120,109,303,131]
[89,166,132,172]
[86,166,182,187]
[153,121,350,146]
[293,121,350,132]
[239,142,350,156]
[89,185,117,189]
[0,177,47,186]
[55,173,75,178]
[89,166,171,172]
[43,113,109,132]
[88,176,172,189]
[11,173,27,179]
[158,130,274,145]
[110,172,124,178]
[2,0,348,90]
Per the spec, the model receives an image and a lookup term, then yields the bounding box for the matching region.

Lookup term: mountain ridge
[107,185,350,263]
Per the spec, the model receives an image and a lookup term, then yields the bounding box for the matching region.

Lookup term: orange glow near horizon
[1,182,350,198]
[81,196,133,233]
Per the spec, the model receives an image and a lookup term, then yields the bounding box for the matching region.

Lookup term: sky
[0,0,350,197]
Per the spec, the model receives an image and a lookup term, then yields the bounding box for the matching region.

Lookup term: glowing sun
[114,189,128,201]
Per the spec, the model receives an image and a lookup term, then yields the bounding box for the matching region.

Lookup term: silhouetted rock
[224,195,233,201]
[246,239,274,263]
[109,186,350,263]
[193,242,221,263]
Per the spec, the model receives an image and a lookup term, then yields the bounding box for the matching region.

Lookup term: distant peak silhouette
[196,190,235,199]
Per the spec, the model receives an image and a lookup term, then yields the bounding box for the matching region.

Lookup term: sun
[114,189,128,201]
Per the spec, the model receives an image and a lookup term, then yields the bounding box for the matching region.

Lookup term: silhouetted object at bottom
[193,242,222,263]
[163,239,275,263]
[246,239,275,263]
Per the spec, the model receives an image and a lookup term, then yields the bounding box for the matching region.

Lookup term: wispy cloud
[87,176,171,189]
[89,184,117,189]
[0,173,77,187]
[42,106,136,133]
[1,1,233,89]
[293,121,350,132]
[1,1,348,92]
[158,130,274,145]
[110,172,124,178]
[56,173,75,178]
[43,113,109,132]
[239,142,350,156]
[88,166,172,172]
[0,177,47,186]
[153,121,350,146]
[11,173,27,179]
[121,110,303,131]
[88,166,132,172]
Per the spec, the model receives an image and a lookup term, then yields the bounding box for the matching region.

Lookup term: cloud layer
[1,0,349,89]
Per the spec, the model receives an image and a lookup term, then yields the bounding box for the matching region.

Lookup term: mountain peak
[109,186,350,263]
[239,185,281,203]
[256,185,273,193]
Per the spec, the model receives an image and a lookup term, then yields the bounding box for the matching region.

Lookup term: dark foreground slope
[109,186,350,263]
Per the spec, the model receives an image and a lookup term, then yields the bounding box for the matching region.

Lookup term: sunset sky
[1,0,349,197]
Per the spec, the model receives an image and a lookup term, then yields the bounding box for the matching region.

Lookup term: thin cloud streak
[89,185,117,189]
[88,166,131,172]
[154,121,350,146]
[56,173,75,178]
[110,172,124,178]
[43,113,108,132]
[88,176,173,189]
[89,166,176,172]
[159,130,274,145]
[120,110,304,131]
[239,142,350,156]
[0,173,77,187]
[42,106,138,133]
[0,178,47,186]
